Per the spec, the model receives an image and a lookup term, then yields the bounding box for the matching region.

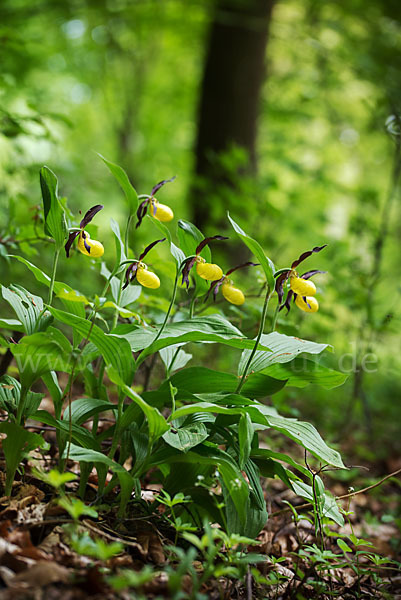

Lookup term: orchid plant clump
[0,157,348,545]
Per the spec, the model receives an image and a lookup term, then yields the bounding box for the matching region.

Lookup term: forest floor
[0,422,400,600]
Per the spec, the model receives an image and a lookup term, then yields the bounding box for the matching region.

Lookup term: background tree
[191,0,275,230]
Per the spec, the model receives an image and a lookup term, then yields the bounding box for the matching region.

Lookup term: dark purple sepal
[181,257,197,289]
[275,271,290,305]
[195,235,229,255]
[150,176,176,197]
[138,238,166,261]
[279,289,294,313]
[226,262,259,276]
[291,245,327,269]
[205,277,224,302]
[123,262,139,290]
[303,296,312,309]
[65,231,80,258]
[79,205,104,229]
[301,269,326,280]
[136,199,150,229]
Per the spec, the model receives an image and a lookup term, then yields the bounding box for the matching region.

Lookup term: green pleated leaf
[0,422,46,495]
[32,410,99,449]
[9,256,86,323]
[0,318,24,332]
[115,315,271,366]
[264,358,347,389]
[107,367,169,444]
[227,213,275,289]
[49,307,134,385]
[265,415,345,468]
[40,166,68,248]
[238,413,254,469]
[63,397,116,426]
[167,366,285,400]
[10,328,73,389]
[149,217,186,266]
[177,220,211,262]
[2,285,51,334]
[291,480,345,526]
[159,344,192,374]
[238,332,329,376]
[110,218,127,275]
[163,422,208,452]
[64,443,135,516]
[99,154,138,214]
[150,444,249,526]
[0,375,43,418]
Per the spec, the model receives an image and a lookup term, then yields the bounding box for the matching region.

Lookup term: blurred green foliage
[1,0,401,462]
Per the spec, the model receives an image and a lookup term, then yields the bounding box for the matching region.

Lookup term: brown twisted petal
[291,245,327,269]
[138,238,166,261]
[300,269,326,280]
[226,262,259,276]
[275,270,291,304]
[181,257,197,289]
[123,262,139,289]
[136,199,150,229]
[79,205,104,229]
[195,235,228,255]
[205,276,225,302]
[150,176,176,197]
[65,230,80,258]
[279,289,294,313]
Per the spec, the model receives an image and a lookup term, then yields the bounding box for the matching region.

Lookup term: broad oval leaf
[163,422,208,452]
[49,307,134,385]
[227,213,275,289]
[40,166,68,248]
[11,328,73,389]
[99,154,138,214]
[238,332,329,376]
[114,315,271,366]
[264,358,347,389]
[107,367,169,444]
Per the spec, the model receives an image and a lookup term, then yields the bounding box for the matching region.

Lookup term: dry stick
[270,467,401,517]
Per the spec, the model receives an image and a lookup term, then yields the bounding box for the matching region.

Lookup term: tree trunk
[192,0,275,230]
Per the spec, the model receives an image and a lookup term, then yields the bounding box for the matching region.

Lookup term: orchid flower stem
[15,385,28,426]
[135,271,179,370]
[111,215,133,331]
[153,271,179,344]
[235,287,272,394]
[189,295,196,318]
[271,302,280,332]
[47,247,61,306]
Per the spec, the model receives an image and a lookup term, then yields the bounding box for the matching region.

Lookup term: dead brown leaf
[11,561,70,587]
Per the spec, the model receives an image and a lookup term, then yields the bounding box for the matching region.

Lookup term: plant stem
[111,215,133,331]
[189,294,196,318]
[15,385,28,425]
[47,247,61,305]
[235,287,272,394]
[271,301,279,332]
[135,270,179,369]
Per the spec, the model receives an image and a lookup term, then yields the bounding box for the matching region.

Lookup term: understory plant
[0,156,348,539]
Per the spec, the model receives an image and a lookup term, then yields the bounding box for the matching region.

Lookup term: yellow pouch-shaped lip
[295,294,319,313]
[290,276,316,296]
[136,265,160,289]
[221,282,245,305]
[196,261,223,281]
[149,200,174,222]
[77,232,104,258]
